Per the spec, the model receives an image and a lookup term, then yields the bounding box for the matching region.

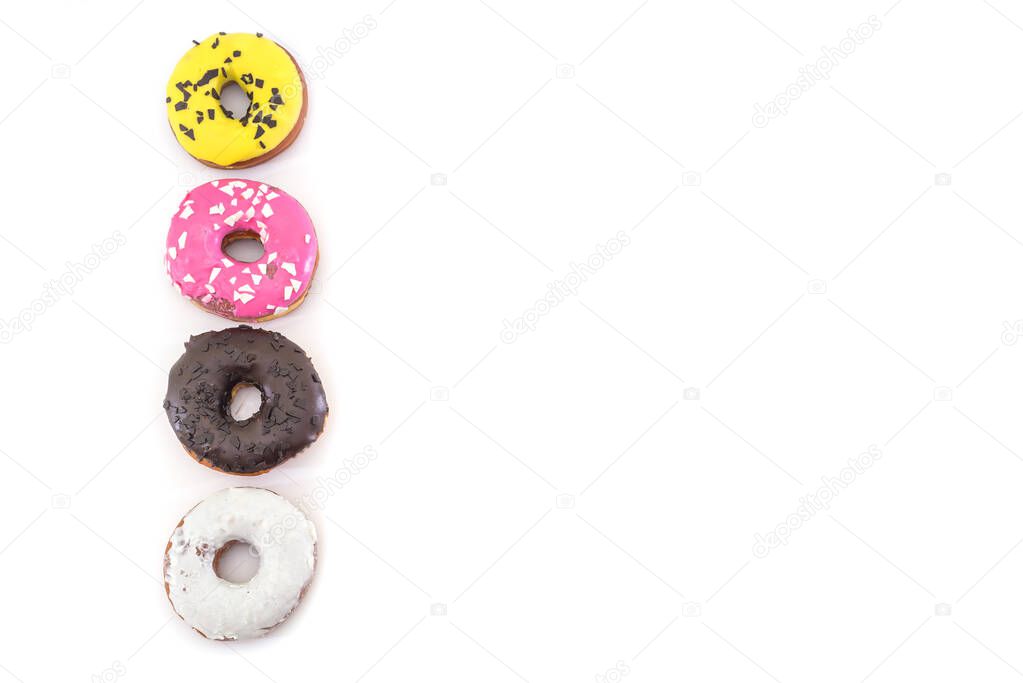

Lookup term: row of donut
[161,33,324,640]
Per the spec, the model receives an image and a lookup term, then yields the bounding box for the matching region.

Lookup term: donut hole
[222,229,265,263]
[213,540,260,584]
[219,81,251,120]
[229,382,263,421]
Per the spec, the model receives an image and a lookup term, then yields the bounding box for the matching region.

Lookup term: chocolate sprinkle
[196,68,219,87]
[164,327,328,475]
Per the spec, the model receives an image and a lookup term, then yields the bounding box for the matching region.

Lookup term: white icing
[164,488,316,641]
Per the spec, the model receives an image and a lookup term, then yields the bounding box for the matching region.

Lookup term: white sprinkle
[201,293,213,303]
[238,284,254,294]
[224,211,244,227]
[274,306,288,315]
[256,220,268,230]
[183,274,195,283]
[179,205,194,220]
[251,274,262,285]
[213,223,221,231]
[219,185,234,196]
[245,206,256,220]
[178,232,187,249]
[229,276,237,285]
[168,246,177,260]
[231,198,238,206]
[304,234,311,244]
[290,278,301,291]
[242,188,254,200]
[208,267,221,283]
[205,284,216,293]
[242,267,251,273]
[209,203,225,215]
[266,304,275,310]
[266,252,277,264]
[238,292,254,304]
[283,286,293,300]
[281,262,297,276]
[212,180,219,187]
[221,258,234,268]
[266,192,279,201]
[258,263,268,274]
[261,203,274,218]
[259,184,269,193]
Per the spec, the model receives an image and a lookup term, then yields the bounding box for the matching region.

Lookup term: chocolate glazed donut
[164,326,328,474]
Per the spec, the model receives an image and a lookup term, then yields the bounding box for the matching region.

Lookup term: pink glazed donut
[166,179,318,321]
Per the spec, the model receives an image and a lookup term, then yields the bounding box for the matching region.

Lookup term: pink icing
[165,179,318,320]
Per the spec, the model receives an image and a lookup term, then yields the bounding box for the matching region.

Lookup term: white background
[1,0,1022,681]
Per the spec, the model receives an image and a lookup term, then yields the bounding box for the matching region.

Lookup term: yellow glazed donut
[166,32,307,168]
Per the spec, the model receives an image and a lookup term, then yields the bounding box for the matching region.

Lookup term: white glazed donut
[164,487,316,640]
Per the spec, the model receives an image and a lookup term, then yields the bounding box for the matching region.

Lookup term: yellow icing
[166,33,304,167]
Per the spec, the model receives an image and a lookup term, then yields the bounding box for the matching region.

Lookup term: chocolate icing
[164,326,328,474]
